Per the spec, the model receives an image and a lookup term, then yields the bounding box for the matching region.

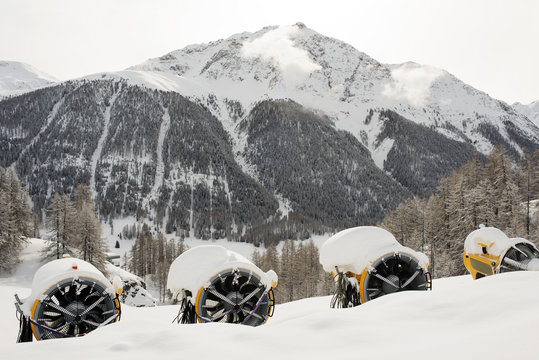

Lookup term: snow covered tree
[0,166,33,272]
[0,189,18,271]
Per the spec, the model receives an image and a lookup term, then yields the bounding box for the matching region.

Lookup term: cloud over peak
[241,25,321,86]
[382,63,445,107]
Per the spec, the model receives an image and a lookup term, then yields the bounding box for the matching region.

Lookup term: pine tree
[260,243,279,274]
[45,193,76,259]
[155,232,167,302]
[517,149,537,237]
[0,187,19,271]
[6,169,31,238]
[0,166,33,272]
[251,248,262,268]
[279,239,297,302]
[379,145,539,278]
[77,202,108,273]
[73,184,92,211]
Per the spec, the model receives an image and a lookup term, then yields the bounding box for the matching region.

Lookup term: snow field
[1,238,539,359]
[1,272,538,359]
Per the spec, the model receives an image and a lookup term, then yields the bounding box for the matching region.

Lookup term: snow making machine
[167,245,277,326]
[14,258,122,342]
[320,226,431,308]
[463,227,539,279]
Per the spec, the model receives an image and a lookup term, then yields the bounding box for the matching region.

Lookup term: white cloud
[241,25,321,86]
[382,63,445,107]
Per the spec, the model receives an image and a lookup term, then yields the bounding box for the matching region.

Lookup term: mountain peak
[513,100,539,127]
[0,60,57,97]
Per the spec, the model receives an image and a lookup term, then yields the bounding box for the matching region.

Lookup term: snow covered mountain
[1,24,538,242]
[0,61,57,98]
[513,100,539,127]
[126,23,538,156]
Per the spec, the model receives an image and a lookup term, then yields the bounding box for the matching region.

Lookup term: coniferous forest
[1,144,539,304]
[0,166,32,272]
[380,146,539,278]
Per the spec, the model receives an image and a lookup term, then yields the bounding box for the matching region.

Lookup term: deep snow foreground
[2,242,539,359]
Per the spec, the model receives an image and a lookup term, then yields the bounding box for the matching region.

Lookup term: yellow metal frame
[357,268,369,304]
[334,252,430,304]
[463,249,500,280]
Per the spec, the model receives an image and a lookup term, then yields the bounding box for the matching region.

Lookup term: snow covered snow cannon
[14,258,122,342]
[167,245,277,326]
[463,227,539,279]
[320,226,431,307]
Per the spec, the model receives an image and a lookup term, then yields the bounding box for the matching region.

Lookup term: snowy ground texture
[1,241,538,359]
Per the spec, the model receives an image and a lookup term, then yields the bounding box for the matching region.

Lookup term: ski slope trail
[9,96,65,168]
[144,105,170,210]
[90,88,121,197]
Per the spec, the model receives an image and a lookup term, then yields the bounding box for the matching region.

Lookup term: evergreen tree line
[126,229,189,302]
[44,184,109,273]
[126,234,334,304]
[0,166,32,272]
[252,239,334,303]
[380,146,539,278]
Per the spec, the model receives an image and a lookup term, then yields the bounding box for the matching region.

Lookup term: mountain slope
[1,24,538,241]
[0,61,57,97]
[239,100,411,226]
[128,24,539,158]
[513,100,539,127]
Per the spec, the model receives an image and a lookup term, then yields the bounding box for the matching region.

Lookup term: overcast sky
[1,0,537,104]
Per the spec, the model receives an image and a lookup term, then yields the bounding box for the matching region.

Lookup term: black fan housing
[360,252,431,303]
[195,268,273,326]
[31,276,119,340]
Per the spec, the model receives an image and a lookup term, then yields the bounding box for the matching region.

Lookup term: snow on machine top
[319,226,429,274]
[464,226,537,257]
[167,245,277,302]
[19,257,114,315]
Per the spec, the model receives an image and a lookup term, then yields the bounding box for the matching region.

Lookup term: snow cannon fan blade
[197,268,272,326]
[359,252,431,303]
[320,226,431,308]
[463,227,539,279]
[167,245,277,326]
[14,258,121,342]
